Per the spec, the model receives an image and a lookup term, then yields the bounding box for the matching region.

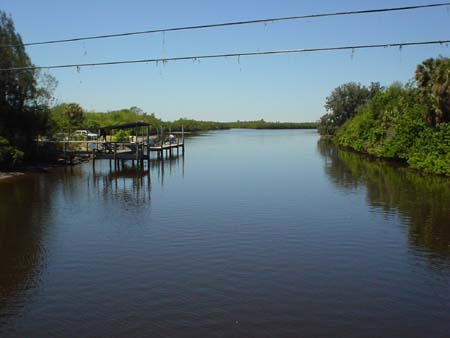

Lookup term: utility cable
[1,2,449,48]
[1,39,449,72]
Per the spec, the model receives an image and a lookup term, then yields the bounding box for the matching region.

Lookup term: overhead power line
[1,39,449,72]
[2,2,450,48]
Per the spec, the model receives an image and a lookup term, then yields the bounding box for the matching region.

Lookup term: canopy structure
[99,121,150,130]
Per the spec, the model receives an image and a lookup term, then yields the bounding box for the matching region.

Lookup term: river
[0,129,449,337]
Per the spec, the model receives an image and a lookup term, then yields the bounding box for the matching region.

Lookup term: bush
[407,124,450,175]
[319,82,382,135]
[113,130,130,142]
[334,83,450,176]
[0,136,24,168]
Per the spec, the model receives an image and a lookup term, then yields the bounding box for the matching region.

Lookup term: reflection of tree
[318,139,450,259]
[0,176,57,321]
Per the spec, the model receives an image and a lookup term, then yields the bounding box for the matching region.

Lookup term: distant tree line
[225,120,318,129]
[318,57,450,176]
[49,107,317,135]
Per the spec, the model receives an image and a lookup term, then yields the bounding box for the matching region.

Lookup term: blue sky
[1,0,449,122]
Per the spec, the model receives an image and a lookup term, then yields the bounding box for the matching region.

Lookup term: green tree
[0,10,55,166]
[113,129,130,142]
[415,57,450,126]
[64,103,85,128]
[50,103,85,133]
[0,136,23,168]
[319,82,381,135]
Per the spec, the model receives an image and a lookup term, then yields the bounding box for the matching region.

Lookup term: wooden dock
[42,140,185,164]
[39,121,186,166]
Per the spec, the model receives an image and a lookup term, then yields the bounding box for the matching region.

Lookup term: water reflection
[317,139,450,260]
[88,155,185,205]
[0,176,56,324]
[151,154,185,187]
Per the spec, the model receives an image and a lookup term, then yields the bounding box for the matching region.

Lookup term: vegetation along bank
[318,57,450,176]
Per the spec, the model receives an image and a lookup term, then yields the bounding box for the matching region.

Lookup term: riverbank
[0,161,80,181]
[333,100,450,176]
[0,165,53,181]
[0,172,24,180]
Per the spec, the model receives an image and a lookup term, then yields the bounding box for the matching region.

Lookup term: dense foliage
[318,82,381,135]
[0,11,55,168]
[0,136,23,168]
[50,103,85,133]
[319,57,450,176]
[415,58,450,126]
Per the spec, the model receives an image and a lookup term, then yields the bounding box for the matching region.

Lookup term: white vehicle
[75,130,98,140]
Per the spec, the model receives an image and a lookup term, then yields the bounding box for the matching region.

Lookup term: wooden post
[114,142,117,164]
[181,125,185,155]
[168,126,172,157]
[181,125,184,155]
[161,126,164,160]
[135,140,139,162]
[146,126,150,164]
[177,131,180,156]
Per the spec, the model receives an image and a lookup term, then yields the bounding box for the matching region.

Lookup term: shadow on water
[0,176,57,325]
[317,139,450,261]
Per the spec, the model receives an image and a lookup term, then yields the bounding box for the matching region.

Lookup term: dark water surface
[1,130,449,338]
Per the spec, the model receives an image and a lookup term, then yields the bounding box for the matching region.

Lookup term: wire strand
[1,39,449,72]
[2,2,450,48]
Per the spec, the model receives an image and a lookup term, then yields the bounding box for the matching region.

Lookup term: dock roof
[99,121,150,130]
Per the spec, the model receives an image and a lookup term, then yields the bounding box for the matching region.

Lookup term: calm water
[1,129,449,338]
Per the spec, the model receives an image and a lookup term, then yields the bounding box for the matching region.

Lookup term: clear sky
[1,0,449,122]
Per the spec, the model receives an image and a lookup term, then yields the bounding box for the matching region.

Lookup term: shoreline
[0,172,25,181]
[325,138,450,178]
[0,162,73,181]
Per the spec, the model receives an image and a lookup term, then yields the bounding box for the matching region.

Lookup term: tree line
[50,105,317,137]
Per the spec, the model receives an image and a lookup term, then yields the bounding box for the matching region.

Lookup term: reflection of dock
[91,163,152,204]
[89,152,184,203]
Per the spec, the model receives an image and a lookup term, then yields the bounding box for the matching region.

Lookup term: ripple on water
[0,130,449,338]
